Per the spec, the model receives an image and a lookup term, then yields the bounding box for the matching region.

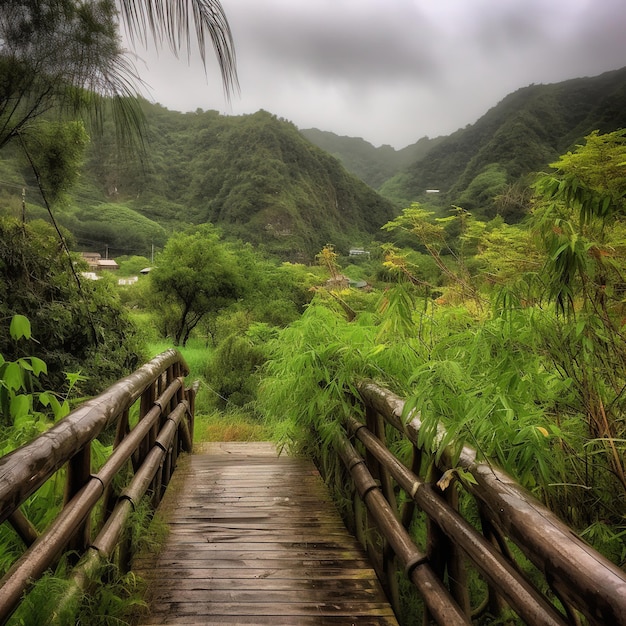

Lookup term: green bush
[205,329,271,409]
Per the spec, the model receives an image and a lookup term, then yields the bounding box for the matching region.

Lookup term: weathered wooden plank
[147,588,392,603]
[136,442,398,625]
[141,615,398,625]
[135,566,381,581]
[145,615,398,626]
[142,577,384,592]
[139,557,375,569]
[144,600,397,616]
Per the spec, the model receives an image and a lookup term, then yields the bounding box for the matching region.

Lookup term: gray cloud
[128,0,626,148]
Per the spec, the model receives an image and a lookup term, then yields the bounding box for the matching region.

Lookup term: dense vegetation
[0,106,397,261]
[259,130,626,568]
[3,68,626,266]
[390,67,626,219]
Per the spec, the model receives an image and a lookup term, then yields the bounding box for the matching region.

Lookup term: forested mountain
[2,68,625,259]
[81,107,396,260]
[388,67,626,219]
[299,129,444,189]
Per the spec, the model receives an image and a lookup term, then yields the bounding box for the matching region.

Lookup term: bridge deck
[135,442,399,625]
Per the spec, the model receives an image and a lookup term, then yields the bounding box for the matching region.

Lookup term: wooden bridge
[1,351,625,625]
[135,441,398,625]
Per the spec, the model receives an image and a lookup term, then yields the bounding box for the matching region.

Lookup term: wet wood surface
[135,442,399,625]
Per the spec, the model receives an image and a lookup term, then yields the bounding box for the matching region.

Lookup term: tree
[0,0,237,152]
[150,226,246,346]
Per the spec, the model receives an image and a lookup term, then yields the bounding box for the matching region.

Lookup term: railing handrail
[0,349,185,525]
[345,380,626,625]
[0,349,196,624]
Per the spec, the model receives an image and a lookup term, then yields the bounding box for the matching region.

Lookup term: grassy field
[147,339,271,443]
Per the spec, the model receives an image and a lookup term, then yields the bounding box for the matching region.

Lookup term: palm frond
[119,0,239,99]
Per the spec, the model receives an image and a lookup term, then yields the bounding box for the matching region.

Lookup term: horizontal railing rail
[331,380,626,626]
[0,349,197,624]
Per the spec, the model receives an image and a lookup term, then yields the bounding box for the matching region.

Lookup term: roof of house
[97,259,119,269]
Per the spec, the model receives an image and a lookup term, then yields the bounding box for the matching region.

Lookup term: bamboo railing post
[442,479,471,618]
[399,445,420,531]
[373,412,401,615]
[118,521,132,575]
[424,461,448,624]
[7,509,38,547]
[365,406,381,481]
[102,409,130,523]
[64,445,91,561]
[187,382,198,443]
[162,447,173,495]
[478,504,507,619]
[136,382,155,471]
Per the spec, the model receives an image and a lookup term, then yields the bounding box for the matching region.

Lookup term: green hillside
[390,67,626,219]
[0,106,396,261]
[82,107,397,260]
[3,68,625,257]
[299,128,444,189]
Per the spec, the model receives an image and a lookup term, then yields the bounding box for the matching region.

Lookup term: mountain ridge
[302,67,626,220]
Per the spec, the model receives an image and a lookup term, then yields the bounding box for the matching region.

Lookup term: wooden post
[424,461,448,624]
[443,481,471,618]
[135,382,156,471]
[479,505,507,619]
[102,409,130,524]
[64,446,91,561]
[7,509,38,547]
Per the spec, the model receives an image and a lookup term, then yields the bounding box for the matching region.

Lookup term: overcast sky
[125,0,626,149]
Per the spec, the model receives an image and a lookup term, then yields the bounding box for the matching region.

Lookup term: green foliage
[259,301,401,456]
[0,0,138,152]
[0,316,75,435]
[382,205,485,310]
[300,129,444,189]
[456,163,508,216]
[75,108,397,261]
[258,133,626,553]
[0,216,144,394]
[205,328,270,409]
[194,408,271,442]
[116,255,152,276]
[19,121,89,206]
[525,130,626,500]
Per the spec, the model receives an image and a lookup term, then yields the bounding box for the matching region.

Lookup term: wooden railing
[0,350,197,624]
[334,381,626,626]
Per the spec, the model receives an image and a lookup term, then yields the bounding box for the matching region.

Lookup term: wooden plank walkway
[135,442,399,625]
